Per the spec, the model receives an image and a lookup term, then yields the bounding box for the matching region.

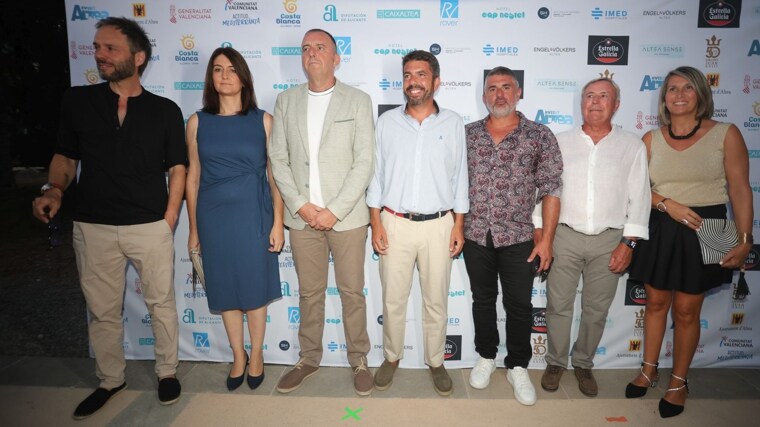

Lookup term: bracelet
[655,197,670,212]
[739,233,754,245]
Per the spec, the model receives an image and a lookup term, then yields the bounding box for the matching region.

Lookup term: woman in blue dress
[186,47,284,391]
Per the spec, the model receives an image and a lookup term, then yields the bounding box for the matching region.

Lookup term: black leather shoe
[227,353,249,391]
[72,382,127,420]
[158,377,181,405]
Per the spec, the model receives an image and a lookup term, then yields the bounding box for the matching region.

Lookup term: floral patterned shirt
[464,111,563,247]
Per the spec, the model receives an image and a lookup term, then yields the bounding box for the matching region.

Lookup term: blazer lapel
[296,85,309,155]
[320,81,343,146]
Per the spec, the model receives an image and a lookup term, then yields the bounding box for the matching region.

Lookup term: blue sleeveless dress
[196,109,281,311]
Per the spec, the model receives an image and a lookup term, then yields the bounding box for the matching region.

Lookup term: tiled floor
[1,356,758,426]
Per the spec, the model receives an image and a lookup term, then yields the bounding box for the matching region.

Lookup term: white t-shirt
[307,85,334,207]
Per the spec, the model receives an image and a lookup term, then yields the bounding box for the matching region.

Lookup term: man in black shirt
[32,17,186,420]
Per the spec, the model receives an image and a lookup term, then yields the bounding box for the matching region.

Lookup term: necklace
[668,119,701,140]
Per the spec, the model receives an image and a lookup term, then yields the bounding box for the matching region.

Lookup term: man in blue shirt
[367,50,469,396]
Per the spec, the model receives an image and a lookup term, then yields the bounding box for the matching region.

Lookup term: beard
[404,84,433,106]
[487,101,516,119]
[97,55,137,82]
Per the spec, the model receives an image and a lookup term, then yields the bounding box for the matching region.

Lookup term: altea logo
[640,75,664,91]
[706,73,720,87]
[629,339,642,352]
[71,5,109,21]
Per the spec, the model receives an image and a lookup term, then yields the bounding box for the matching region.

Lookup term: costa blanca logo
[169,4,211,23]
[176,35,199,64]
[444,335,462,360]
[640,75,664,91]
[322,4,367,23]
[71,5,109,21]
[591,7,628,20]
[698,0,742,28]
[640,44,684,58]
[376,9,420,19]
[743,103,760,131]
[588,36,629,65]
[276,0,301,27]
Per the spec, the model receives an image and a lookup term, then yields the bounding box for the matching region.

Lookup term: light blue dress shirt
[367,104,469,215]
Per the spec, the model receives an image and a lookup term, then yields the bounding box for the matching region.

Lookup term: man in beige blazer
[269,28,375,396]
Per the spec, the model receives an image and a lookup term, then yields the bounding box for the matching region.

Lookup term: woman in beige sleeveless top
[623,66,752,418]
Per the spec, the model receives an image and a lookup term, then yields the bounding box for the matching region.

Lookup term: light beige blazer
[269,80,375,231]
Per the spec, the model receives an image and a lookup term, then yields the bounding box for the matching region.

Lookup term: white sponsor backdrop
[65,0,760,368]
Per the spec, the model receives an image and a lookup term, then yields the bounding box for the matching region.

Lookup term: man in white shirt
[269,29,375,396]
[539,78,650,397]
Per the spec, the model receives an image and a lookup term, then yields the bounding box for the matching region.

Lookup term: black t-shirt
[56,83,187,225]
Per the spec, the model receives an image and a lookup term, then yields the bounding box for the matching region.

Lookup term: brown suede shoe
[541,364,565,392]
[574,367,598,397]
[374,359,398,391]
[352,358,373,396]
[276,359,319,393]
[430,364,453,396]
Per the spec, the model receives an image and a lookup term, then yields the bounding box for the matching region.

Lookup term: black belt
[383,207,450,222]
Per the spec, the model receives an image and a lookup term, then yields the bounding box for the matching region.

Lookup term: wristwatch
[620,237,637,249]
[40,182,64,195]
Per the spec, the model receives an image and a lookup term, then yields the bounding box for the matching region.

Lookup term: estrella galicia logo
[378,104,401,117]
[279,340,290,351]
[288,306,300,323]
[588,36,629,65]
[335,36,351,55]
[182,308,196,324]
[538,7,550,19]
[483,69,525,99]
[698,0,742,28]
[71,4,109,21]
[193,332,210,348]
[625,278,647,305]
[532,307,547,333]
[444,335,462,360]
[742,244,760,270]
[440,0,459,18]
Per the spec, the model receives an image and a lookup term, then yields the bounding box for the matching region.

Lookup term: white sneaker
[469,357,496,389]
[507,367,537,406]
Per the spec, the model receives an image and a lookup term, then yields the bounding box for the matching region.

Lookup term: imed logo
[732,312,745,325]
[629,339,642,352]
